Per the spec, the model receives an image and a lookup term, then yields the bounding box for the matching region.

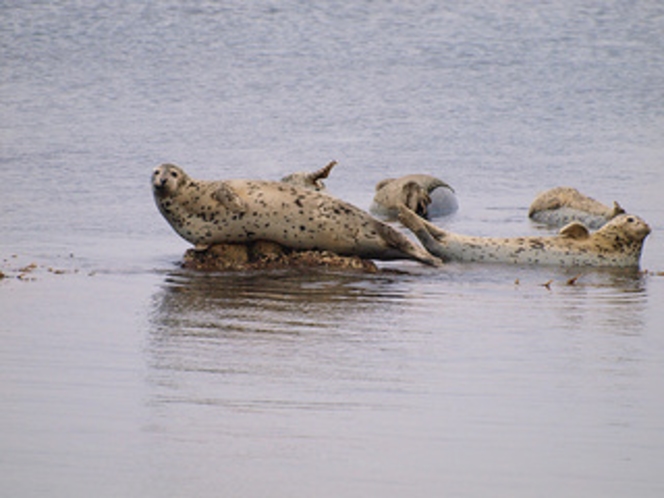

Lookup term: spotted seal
[152,163,441,266]
[281,160,337,191]
[529,186,624,229]
[370,174,458,221]
[398,205,650,267]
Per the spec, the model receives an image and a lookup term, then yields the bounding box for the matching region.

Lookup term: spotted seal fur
[152,163,441,266]
[398,205,650,268]
[370,174,457,221]
[281,160,336,191]
[529,186,624,229]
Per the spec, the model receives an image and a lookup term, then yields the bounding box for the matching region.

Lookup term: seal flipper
[398,204,448,240]
[307,160,337,183]
[610,201,625,218]
[397,205,448,262]
[212,183,247,212]
[281,160,338,191]
[426,177,455,194]
[402,182,431,218]
[559,222,590,240]
[374,221,442,267]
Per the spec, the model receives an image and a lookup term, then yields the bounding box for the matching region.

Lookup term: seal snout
[152,170,168,192]
[155,176,168,189]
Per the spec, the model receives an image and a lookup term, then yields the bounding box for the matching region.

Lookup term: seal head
[153,162,188,197]
[370,174,458,221]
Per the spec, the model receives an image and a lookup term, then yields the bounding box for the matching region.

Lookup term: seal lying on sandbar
[152,163,441,266]
[529,186,624,229]
[281,160,337,191]
[398,205,650,268]
[370,174,458,221]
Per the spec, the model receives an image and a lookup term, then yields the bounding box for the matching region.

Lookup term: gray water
[2,1,664,497]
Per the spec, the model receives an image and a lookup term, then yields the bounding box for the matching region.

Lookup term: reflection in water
[147,268,418,411]
[551,267,647,334]
[141,264,659,497]
[146,265,651,411]
[526,267,650,432]
[151,268,409,335]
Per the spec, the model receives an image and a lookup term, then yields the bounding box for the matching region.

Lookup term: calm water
[2,1,664,497]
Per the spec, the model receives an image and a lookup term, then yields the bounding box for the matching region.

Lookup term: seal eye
[627,217,634,223]
[170,171,178,179]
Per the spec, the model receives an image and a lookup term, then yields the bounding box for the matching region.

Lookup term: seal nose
[153,174,167,191]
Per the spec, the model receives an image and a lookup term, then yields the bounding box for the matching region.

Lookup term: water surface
[2,1,663,497]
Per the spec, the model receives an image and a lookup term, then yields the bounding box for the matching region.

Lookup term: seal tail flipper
[307,160,337,184]
[611,201,625,218]
[427,177,455,194]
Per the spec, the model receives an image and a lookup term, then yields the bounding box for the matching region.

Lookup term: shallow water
[1,1,664,497]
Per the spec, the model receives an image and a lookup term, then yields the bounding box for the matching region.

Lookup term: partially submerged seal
[280,160,337,191]
[370,174,458,221]
[399,205,650,268]
[152,163,441,266]
[529,186,624,229]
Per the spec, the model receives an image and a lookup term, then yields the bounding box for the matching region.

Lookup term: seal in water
[398,205,650,268]
[529,186,624,229]
[370,174,457,221]
[152,163,441,266]
[280,160,337,191]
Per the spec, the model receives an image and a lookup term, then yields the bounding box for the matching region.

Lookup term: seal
[370,174,457,221]
[529,186,624,229]
[281,160,337,191]
[398,205,650,268]
[152,163,441,266]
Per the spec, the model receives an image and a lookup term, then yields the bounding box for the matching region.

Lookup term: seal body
[529,186,624,229]
[370,174,458,221]
[152,164,441,266]
[399,205,650,268]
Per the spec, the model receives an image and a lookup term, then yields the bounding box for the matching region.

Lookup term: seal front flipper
[559,222,590,240]
[374,221,443,267]
[397,205,448,262]
[212,183,247,212]
[402,181,431,218]
[398,204,448,240]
